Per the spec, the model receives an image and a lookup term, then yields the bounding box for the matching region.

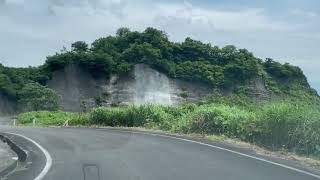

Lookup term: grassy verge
[16,111,87,126]
[17,100,320,159]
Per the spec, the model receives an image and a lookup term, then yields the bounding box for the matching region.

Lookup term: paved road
[0,116,13,126]
[0,126,319,180]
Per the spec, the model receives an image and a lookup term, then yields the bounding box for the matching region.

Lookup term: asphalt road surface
[0,126,319,180]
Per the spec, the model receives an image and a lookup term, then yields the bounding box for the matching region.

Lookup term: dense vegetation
[18,82,60,112]
[0,27,316,112]
[17,97,320,158]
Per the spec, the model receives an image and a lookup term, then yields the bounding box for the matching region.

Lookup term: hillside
[0,27,318,113]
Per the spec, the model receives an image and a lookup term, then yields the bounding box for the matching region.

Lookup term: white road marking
[4,132,52,180]
[111,129,320,179]
[12,157,18,160]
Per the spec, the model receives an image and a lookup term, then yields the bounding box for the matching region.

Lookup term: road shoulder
[93,126,320,177]
[0,139,18,178]
[0,132,48,180]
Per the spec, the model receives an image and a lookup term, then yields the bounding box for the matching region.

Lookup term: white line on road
[112,129,320,179]
[5,132,52,180]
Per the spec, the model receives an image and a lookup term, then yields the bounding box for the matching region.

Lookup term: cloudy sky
[0,0,319,92]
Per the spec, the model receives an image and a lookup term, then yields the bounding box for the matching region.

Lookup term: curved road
[0,126,320,180]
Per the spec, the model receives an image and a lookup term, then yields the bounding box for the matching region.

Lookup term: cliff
[48,64,212,111]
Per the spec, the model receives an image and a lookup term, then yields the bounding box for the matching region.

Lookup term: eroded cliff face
[103,64,212,106]
[48,64,212,111]
[247,76,269,100]
[1,64,271,113]
[0,93,16,116]
[47,64,103,112]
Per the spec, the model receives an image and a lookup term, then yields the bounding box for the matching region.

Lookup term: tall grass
[90,105,174,129]
[17,111,81,126]
[17,99,320,157]
[90,107,127,126]
[174,104,257,138]
[253,102,320,156]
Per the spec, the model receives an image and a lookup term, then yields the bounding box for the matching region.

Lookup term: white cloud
[46,0,128,18]
[5,0,25,4]
[0,0,312,42]
[290,8,318,19]
[153,2,305,33]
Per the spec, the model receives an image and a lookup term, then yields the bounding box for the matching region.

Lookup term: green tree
[116,27,131,37]
[45,52,73,72]
[18,83,60,111]
[180,37,212,61]
[121,42,160,64]
[79,53,114,78]
[263,58,304,79]
[0,73,15,97]
[91,36,121,59]
[71,41,89,52]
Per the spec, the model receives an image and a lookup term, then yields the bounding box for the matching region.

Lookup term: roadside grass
[17,100,320,158]
[16,111,87,126]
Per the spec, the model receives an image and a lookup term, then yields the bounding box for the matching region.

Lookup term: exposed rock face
[103,64,212,106]
[47,64,103,112]
[0,63,272,113]
[48,64,212,111]
[247,76,269,99]
[0,93,15,116]
[47,63,270,112]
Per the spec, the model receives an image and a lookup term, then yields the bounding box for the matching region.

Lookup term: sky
[0,0,319,92]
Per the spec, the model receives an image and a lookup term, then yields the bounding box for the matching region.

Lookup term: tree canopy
[18,82,60,111]
[71,41,89,52]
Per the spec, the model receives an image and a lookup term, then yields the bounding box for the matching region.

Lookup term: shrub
[88,105,174,129]
[125,105,173,129]
[17,111,78,126]
[18,82,60,111]
[72,113,90,126]
[175,104,256,138]
[89,107,127,126]
[162,103,197,118]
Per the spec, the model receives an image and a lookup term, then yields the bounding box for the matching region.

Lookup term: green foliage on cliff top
[0,27,317,104]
